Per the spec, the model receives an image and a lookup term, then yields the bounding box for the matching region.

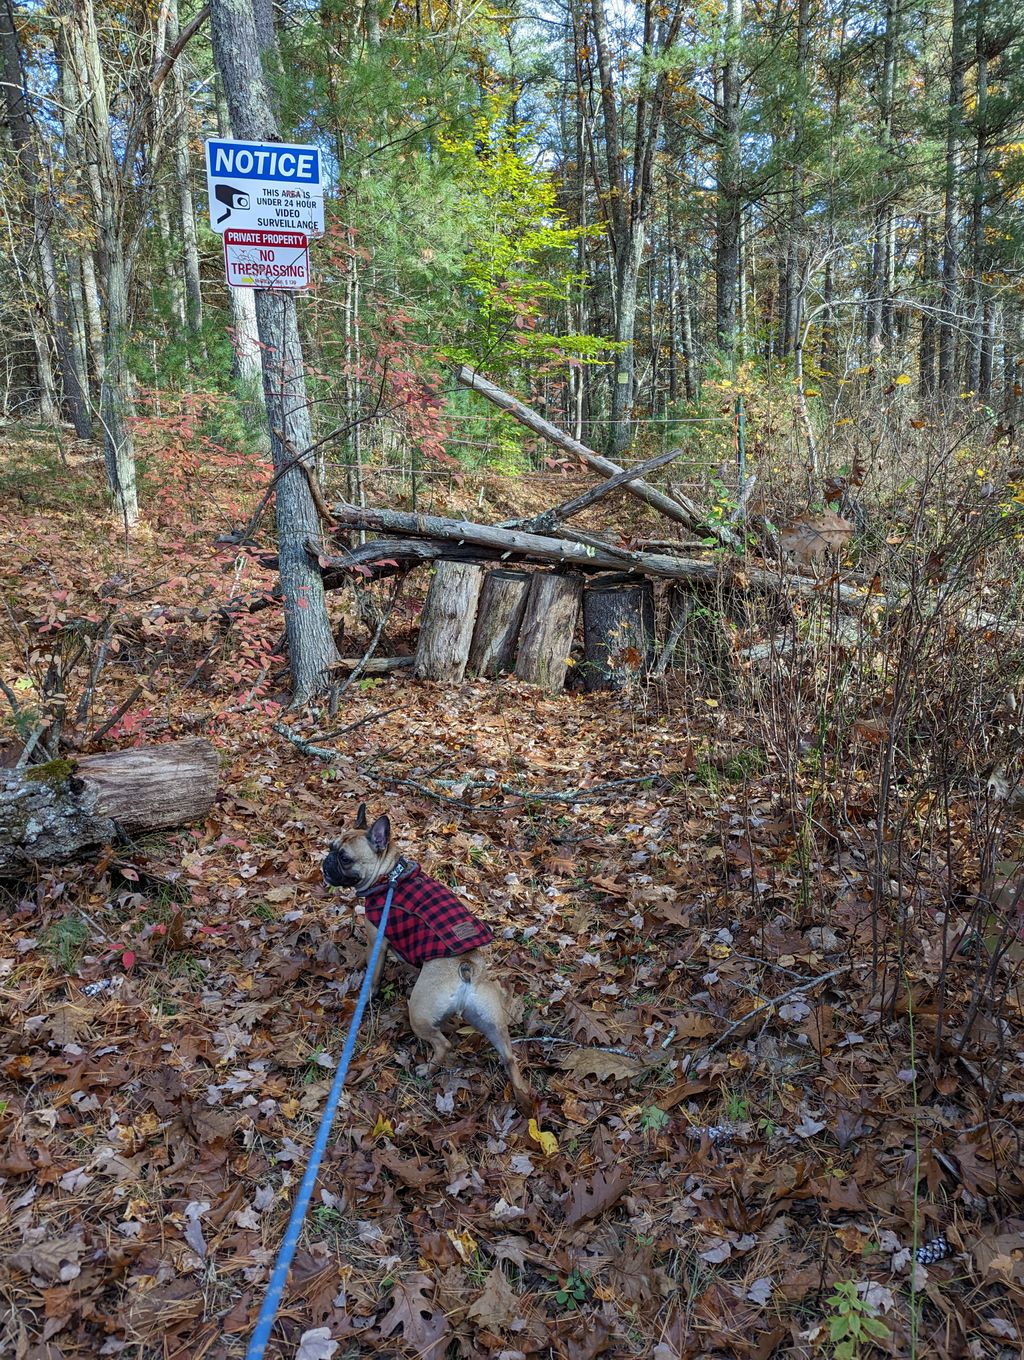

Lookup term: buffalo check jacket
[358,860,493,967]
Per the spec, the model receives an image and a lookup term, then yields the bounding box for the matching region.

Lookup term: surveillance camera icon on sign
[215,184,250,223]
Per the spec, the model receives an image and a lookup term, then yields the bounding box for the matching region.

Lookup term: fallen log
[0,739,219,877]
[324,504,879,610]
[455,365,741,550]
[315,515,1024,639]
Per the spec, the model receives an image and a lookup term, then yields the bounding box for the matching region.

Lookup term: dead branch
[508,447,686,535]
[455,365,740,549]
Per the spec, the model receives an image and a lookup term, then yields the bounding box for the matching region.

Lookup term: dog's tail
[458,951,485,985]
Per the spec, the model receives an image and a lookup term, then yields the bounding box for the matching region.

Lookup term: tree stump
[414,560,484,683]
[468,569,531,678]
[582,579,656,691]
[514,573,582,691]
[0,739,219,877]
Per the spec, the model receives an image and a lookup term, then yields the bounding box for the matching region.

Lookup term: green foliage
[640,1104,670,1134]
[41,915,90,973]
[546,1267,591,1312]
[825,1281,891,1359]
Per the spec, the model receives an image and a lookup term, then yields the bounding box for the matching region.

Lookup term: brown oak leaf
[566,1165,629,1227]
[374,1272,449,1359]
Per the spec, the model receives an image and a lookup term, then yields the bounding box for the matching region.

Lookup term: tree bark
[413,561,483,683]
[468,570,531,677]
[211,0,339,703]
[582,579,655,691]
[515,573,583,691]
[0,740,218,877]
[456,366,739,548]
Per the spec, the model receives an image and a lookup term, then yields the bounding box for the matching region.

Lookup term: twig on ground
[92,686,143,744]
[704,965,853,1054]
[14,724,45,769]
[314,707,400,742]
[75,615,116,727]
[273,723,341,763]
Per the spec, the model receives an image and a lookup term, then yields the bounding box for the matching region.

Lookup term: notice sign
[206,138,325,236]
[224,230,309,290]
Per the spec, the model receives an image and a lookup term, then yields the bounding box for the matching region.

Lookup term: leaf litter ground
[1,439,1023,1359]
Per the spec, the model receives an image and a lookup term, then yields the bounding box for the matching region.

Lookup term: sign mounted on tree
[224,229,309,290]
[205,138,325,236]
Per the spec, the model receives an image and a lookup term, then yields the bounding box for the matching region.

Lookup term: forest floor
[1,430,1023,1360]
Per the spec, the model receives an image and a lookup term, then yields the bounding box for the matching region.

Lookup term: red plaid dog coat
[359,860,493,968]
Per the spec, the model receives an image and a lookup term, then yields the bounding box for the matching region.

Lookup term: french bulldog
[323,805,532,1114]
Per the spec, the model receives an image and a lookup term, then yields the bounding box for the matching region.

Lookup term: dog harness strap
[361,864,494,967]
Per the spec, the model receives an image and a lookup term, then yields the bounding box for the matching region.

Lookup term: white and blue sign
[205,138,325,237]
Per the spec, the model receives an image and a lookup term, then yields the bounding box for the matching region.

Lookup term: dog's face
[322,803,394,891]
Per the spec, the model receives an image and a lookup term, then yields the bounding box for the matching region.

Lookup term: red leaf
[121,950,136,970]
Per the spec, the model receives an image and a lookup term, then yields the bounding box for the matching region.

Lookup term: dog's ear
[354,802,368,830]
[367,815,391,854]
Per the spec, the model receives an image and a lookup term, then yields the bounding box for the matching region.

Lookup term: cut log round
[582,580,656,692]
[0,738,219,878]
[468,570,531,678]
[414,560,484,683]
[514,573,583,691]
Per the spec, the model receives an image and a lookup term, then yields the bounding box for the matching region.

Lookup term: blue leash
[245,868,399,1360]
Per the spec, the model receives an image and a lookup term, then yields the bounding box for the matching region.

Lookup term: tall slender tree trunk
[779,0,810,358]
[969,0,989,397]
[71,0,138,522]
[715,0,742,359]
[210,0,339,704]
[919,213,937,399]
[167,0,203,339]
[938,0,966,400]
[1,0,90,435]
[215,79,261,384]
[866,0,897,361]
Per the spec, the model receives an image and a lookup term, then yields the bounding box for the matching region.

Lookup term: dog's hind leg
[462,980,533,1115]
[407,968,454,1073]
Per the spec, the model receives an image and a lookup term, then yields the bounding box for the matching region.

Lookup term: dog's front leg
[362,922,388,996]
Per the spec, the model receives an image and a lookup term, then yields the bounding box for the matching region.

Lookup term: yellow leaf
[372,1114,394,1140]
[447,1228,478,1263]
[528,1119,559,1156]
[894,373,912,386]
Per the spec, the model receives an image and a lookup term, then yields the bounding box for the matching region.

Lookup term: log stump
[514,572,582,691]
[468,569,531,678]
[582,579,655,692]
[0,739,219,877]
[414,560,484,683]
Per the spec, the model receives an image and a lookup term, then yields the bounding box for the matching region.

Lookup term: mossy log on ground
[0,739,218,877]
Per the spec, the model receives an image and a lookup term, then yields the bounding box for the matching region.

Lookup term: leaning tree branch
[455,365,740,549]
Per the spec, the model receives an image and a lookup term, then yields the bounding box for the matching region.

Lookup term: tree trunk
[968,0,988,397]
[73,0,138,522]
[938,0,966,399]
[168,0,203,339]
[468,570,531,677]
[0,739,218,877]
[515,573,583,691]
[1,0,89,435]
[715,0,743,359]
[919,213,937,399]
[582,579,655,691]
[211,0,339,703]
[414,561,484,683]
[214,79,261,385]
